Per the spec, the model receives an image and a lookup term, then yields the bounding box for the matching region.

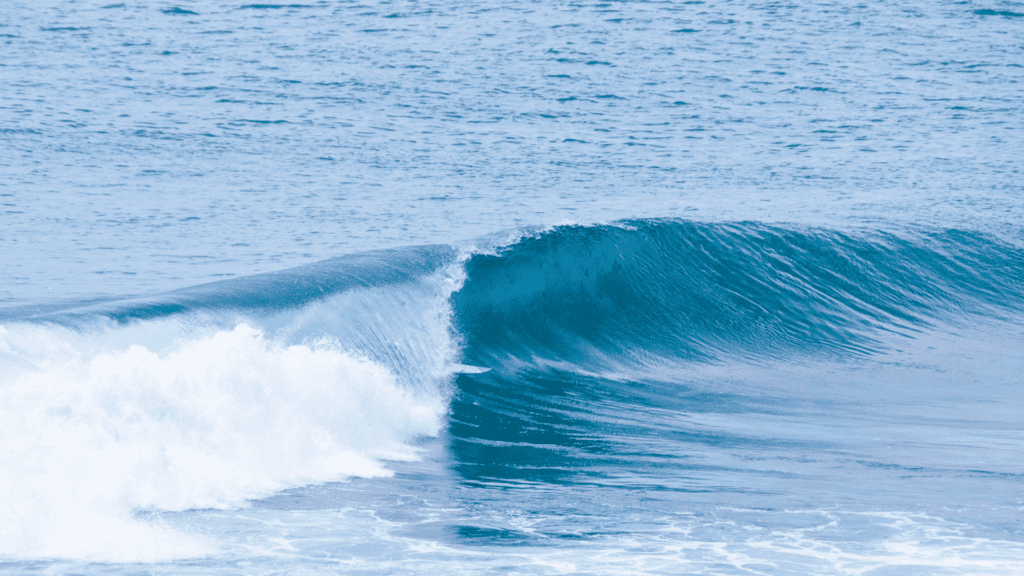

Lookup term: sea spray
[0,322,447,560]
[0,252,467,561]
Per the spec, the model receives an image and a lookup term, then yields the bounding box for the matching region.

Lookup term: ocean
[1,0,1023,574]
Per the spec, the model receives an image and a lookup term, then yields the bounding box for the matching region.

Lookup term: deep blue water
[2,1,1023,574]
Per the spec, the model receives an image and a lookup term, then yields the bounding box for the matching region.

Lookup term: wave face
[454,220,1024,369]
[446,221,1024,493]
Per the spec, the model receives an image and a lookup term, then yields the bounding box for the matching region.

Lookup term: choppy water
[1,1,1023,574]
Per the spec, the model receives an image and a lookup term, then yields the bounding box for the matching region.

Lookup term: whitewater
[2,1,1023,574]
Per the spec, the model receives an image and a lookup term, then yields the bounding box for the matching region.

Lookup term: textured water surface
[2,0,1023,301]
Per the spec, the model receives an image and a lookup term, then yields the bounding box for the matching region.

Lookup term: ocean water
[1,0,1023,574]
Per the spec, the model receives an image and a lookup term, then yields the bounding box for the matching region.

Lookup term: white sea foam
[93,504,1024,575]
[0,319,449,561]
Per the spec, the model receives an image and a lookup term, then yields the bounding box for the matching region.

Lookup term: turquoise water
[1,1,1023,574]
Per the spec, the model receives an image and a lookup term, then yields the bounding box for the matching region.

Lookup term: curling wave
[446,220,1024,491]
[454,220,1024,370]
[2,219,1023,561]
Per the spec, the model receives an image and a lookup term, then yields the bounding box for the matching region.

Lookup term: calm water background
[3,0,1022,302]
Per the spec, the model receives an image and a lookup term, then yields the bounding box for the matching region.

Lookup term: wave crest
[454,220,1024,369]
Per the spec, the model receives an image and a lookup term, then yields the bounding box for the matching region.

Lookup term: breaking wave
[2,219,1023,562]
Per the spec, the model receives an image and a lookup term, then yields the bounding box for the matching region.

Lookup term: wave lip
[453,220,1024,370]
